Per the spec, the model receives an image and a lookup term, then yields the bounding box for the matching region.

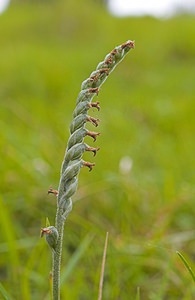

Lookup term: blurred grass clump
[0,0,195,299]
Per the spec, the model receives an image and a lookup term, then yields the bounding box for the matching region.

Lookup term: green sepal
[81,78,96,90]
[67,127,87,149]
[73,100,90,118]
[62,160,83,185]
[76,89,94,105]
[96,61,109,70]
[81,71,108,90]
[46,217,50,227]
[62,198,72,220]
[70,114,88,134]
[41,226,59,253]
[65,143,88,163]
[64,177,78,199]
[90,69,108,81]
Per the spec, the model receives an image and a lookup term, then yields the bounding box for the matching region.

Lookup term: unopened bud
[41,226,59,253]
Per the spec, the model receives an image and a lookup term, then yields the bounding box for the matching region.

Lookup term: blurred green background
[0,0,195,299]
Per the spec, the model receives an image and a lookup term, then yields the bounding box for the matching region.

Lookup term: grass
[176,251,195,283]
[0,0,195,298]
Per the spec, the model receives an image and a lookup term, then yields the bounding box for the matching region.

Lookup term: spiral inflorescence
[41,40,135,284]
[57,40,135,218]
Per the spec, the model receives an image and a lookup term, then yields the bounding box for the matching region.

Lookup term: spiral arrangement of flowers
[41,40,135,300]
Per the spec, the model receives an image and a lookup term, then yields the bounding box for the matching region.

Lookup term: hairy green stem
[52,207,64,299]
[48,40,135,300]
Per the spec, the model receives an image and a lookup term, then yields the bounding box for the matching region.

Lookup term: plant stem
[52,208,64,300]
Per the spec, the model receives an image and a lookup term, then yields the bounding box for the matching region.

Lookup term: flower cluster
[58,40,135,211]
[41,40,135,251]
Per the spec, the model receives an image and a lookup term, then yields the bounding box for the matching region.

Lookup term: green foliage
[0,282,13,300]
[176,251,195,283]
[0,0,195,299]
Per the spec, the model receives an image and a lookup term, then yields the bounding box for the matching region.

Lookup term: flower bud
[62,160,83,184]
[70,114,88,134]
[41,226,59,253]
[65,143,88,163]
[76,89,94,105]
[63,177,78,199]
[73,101,90,118]
[67,128,86,149]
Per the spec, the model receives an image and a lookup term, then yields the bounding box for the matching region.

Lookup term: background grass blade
[0,282,13,300]
[176,251,195,283]
[135,286,140,300]
[98,232,109,300]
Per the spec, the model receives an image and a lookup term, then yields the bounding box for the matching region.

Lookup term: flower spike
[43,41,135,300]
